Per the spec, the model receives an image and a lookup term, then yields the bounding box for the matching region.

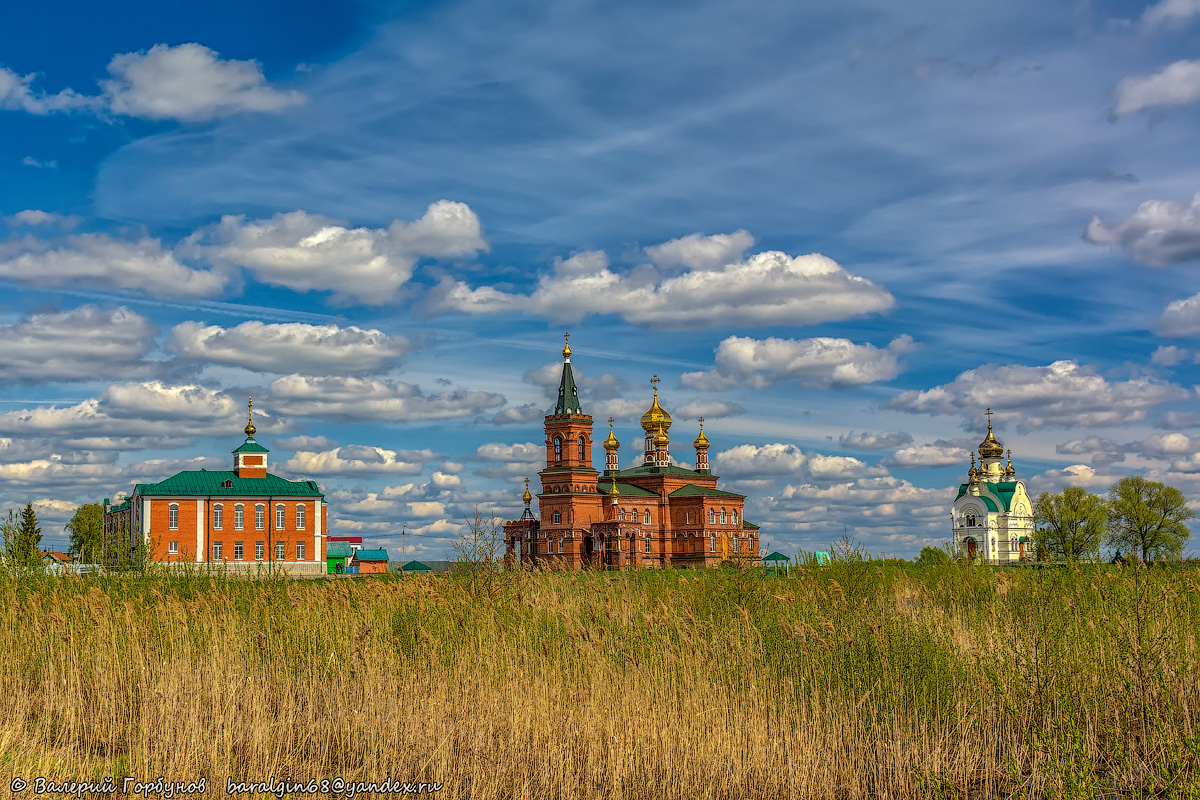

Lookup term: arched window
[721,508,727,524]
[578,436,585,460]
[708,508,715,525]
[966,513,976,527]
[296,504,305,530]
[234,504,244,530]
[732,510,738,525]
[710,535,716,552]
[645,537,651,553]
[276,504,285,530]
[552,510,561,524]
[168,503,179,531]
[255,504,265,530]
[618,510,625,521]
[213,504,224,530]
[554,437,562,461]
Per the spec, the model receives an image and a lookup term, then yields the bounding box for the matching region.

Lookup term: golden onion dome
[978,429,1004,460]
[562,332,571,360]
[653,422,670,448]
[603,418,620,451]
[968,454,981,485]
[977,407,1004,459]
[609,481,620,498]
[1004,450,1015,478]
[244,397,256,438]
[640,376,672,435]
[693,417,710,450]
[522,478,532,506]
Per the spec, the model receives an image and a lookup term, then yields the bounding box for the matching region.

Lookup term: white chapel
[952,410,1034,562]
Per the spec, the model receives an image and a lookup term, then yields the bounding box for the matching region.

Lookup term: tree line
[1,502,104,569]
[1032,476,1193,562]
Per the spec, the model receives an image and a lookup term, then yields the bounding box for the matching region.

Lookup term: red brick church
[504,336,760,569]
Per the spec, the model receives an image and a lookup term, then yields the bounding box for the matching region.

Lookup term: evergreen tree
[1106,476,1194,562]
[11,503,42,569]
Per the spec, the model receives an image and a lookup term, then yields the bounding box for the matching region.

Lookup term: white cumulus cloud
[267,375,505,421]
[283,446,433,476]
[1143,0,1200,28]
[0,233,226,298]
[1112,59,1200,116]
[884,443,970,468]
[437,246,893,328]
[681,334,915,390]
[838,431,914,450]
[196,201,486,304]
[0,382,282,440]
[1160,291,1200,336]
[0,306,157,382]
[101,43,304,121]
[889,360,1188,430]
[168,320,413,375]
[1086,194,1200,266]
[644,230,755,271]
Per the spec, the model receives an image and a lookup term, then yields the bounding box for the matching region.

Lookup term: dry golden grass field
[1,561,1198,799]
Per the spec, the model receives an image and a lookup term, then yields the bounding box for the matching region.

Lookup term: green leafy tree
[1106,476,1194,562]
[66,502,104,563]
[1,508,17,565]
[914,545,951,567]
[6,503,43,569]
[1033,487,1107,561]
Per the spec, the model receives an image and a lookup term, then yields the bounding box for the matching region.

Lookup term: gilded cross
[651,374,660,390]
[564,332,569,347]
[985,407,992,426]
[698,416,705,428]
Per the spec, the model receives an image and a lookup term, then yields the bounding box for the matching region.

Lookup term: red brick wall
[146,497,324,563]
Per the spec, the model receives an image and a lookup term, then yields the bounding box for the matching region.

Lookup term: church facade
[504,336,760,569]
[952,411,1034,562]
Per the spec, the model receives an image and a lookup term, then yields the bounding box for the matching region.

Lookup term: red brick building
[505,337,760,569]
[103,400,327,571]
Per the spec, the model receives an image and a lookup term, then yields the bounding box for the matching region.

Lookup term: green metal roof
[401,560,432,571]
[355,548,389,562]
[326,543,353,558]
[596,479,658,498]
[669,484,745,499]
[615,464,710,479]
[136,470,323,498]
[762,551,790,562]
[554,361,583,414]
[955,485,967,500]
[232,439,269,454]
[991,482,1017,512]
[742,520,760,530]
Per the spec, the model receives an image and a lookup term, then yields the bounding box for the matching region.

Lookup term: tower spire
[244,397,256,438]
[554,333,582,414]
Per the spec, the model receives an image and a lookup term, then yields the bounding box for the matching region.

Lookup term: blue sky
[4,0,1200,558]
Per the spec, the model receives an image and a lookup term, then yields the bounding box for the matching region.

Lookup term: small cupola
[233,397,269,478]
